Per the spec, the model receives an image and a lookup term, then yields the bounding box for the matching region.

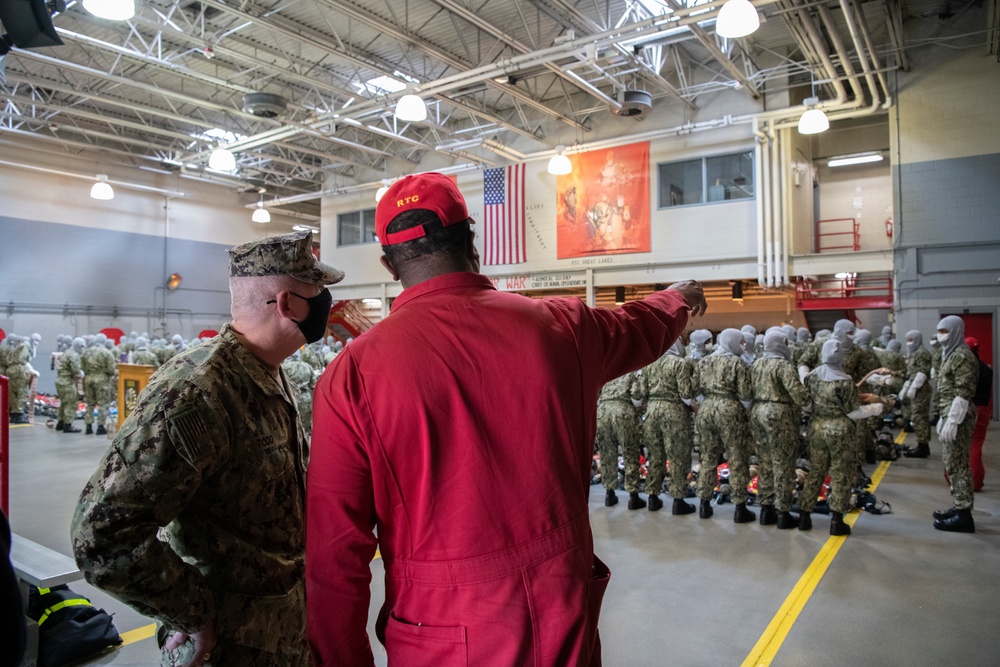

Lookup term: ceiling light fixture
[395,94,427,122]
[716,0,760,39]
[547,145,572,175]
[90,174,114,200]
[797,97,830,134]
[375,179,392,202]
[252,194,270,223]
[82,0,135,21]
[828,151,884,167]
[208,145,237,172]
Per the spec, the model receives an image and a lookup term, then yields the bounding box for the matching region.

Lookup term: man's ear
[272,290,299,322]
[466,231,480,272]
[380,255,400,282]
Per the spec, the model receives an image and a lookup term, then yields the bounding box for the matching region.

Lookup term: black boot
[85,423,93,435]
[628,492,647,510]
[904,421,914,433]
[605,489,619,507]
[830,511,852,536]
[647,494,663,512]
[96,425,107,436]
[776,511,798,530]
[933,507,959,521]
[734,502,756,524]
[63,423,82,433]
[56,421,65,431]
[903,443,929,458]
[798,511,812,531]
[759,505,777,526]
[672,498,696,516]
[934,508,975,533]
[699,499,714,519]
[9,412,29,424]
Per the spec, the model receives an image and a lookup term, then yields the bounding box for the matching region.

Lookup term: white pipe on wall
[753,120,768,288]
[770,126,781,288]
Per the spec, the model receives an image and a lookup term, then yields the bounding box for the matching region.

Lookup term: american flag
[483,164,526,265]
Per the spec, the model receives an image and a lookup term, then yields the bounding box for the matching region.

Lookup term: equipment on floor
[27,584,122,667]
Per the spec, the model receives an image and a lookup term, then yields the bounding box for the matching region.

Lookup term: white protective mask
[937,332,950,344]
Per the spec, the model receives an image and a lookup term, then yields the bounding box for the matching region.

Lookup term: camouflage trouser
[643,400,692,498]
[55,379,78,424]
[941,409,977,510]
[907,387,932,443]
[695,398,751,504]
[750,402,799,512]
[597,401,640,493]
[156,625,309,667]
[5,363,28,413]
[800,417,855,514]
[83,374,113,425]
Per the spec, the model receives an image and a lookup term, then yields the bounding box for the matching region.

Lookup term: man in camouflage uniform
[597,370,645,509]
[929,337,943,424]
[931,316,979,533]
[81,333,117,435]
[131,336,160,369]
[900,330,933,458]
[637,339,697,514]
[695,328,755,523]
[686,329,712,361]
[873,324,893,350]
[72,230,344,666]
[799,339,885,536]
[56,337,86,433]
[751,330,808,529]
[282,349,317,436]
[5,334,32,424]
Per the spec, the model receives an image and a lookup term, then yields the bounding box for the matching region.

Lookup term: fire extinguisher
[885,217,893,237]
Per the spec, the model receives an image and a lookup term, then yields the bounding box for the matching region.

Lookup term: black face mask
[271,288,333,343]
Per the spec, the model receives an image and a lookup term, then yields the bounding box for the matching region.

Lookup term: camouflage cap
[228,230,345,285]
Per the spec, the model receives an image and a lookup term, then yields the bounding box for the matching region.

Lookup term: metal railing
[795,273,893,310]
[815,217,860,253]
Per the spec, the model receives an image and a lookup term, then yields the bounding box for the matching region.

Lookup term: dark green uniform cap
[228,230,345,285]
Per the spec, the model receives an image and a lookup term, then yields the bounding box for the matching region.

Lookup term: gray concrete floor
[7,420,999,666]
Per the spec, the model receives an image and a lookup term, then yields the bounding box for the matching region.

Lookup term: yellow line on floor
[741,457,894,667]
[9,423,34,429]
[119,623,156,646]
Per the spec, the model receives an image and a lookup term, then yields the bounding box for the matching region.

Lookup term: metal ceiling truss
[0,0,902,206]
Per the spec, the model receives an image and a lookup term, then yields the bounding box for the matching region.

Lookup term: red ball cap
[375,172,469,246]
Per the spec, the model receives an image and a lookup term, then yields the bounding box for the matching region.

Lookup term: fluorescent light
[547,145,572,175]
[208,146,237,171]
[828,152,884,167]
[716,0,760,39]
[395,94,427,122]
[834,272,852,279]
[90,174,114,200]
[82,0,135,21]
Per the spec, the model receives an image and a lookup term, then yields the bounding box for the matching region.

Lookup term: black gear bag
[27,584,122,667]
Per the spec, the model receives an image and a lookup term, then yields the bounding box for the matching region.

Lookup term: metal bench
[10,534,84,667]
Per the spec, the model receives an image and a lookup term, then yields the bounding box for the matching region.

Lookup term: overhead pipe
[849,0,891,107]
[0,159,188,198]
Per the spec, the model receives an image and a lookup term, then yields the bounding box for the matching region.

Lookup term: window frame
[337,207,378,247]
[656,150,755,210]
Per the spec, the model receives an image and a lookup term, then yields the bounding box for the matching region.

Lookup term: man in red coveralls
[306,172,706,666]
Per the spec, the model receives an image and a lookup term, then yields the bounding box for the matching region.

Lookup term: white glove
[905,380,919,401]
[930,368,936,380]
[847,403,883,421]
[681,398,693,407]
[912,372,927,391]
[900,380,911,399]
[696,395,704,405]
[938,396,970,444]
[867,374,893,386]
[798,365,810,383]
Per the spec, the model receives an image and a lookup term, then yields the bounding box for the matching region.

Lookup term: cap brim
[309,261,346,286]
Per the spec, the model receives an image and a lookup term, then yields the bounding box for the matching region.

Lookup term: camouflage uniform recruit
[282,352,317,436]
[5,336,31,420]
[933,316,979,532]
[902,331,933,447]
[81,335,117,433]
[750,332,807,519]
[56,339,85,430]
[695,329,754,521]
[638,340,697,510]
[597,371,642,499]
[72,230,343,666]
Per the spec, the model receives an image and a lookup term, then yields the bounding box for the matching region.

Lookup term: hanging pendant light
[797,97,830,134]
[82,0,136,21]
[375,179,392,202]
[90,174,114,200]
[716,0,760,39]
[252,193,270,223]
[395,94,427,122]
[547,145,572,175]
[209,146,237,172]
